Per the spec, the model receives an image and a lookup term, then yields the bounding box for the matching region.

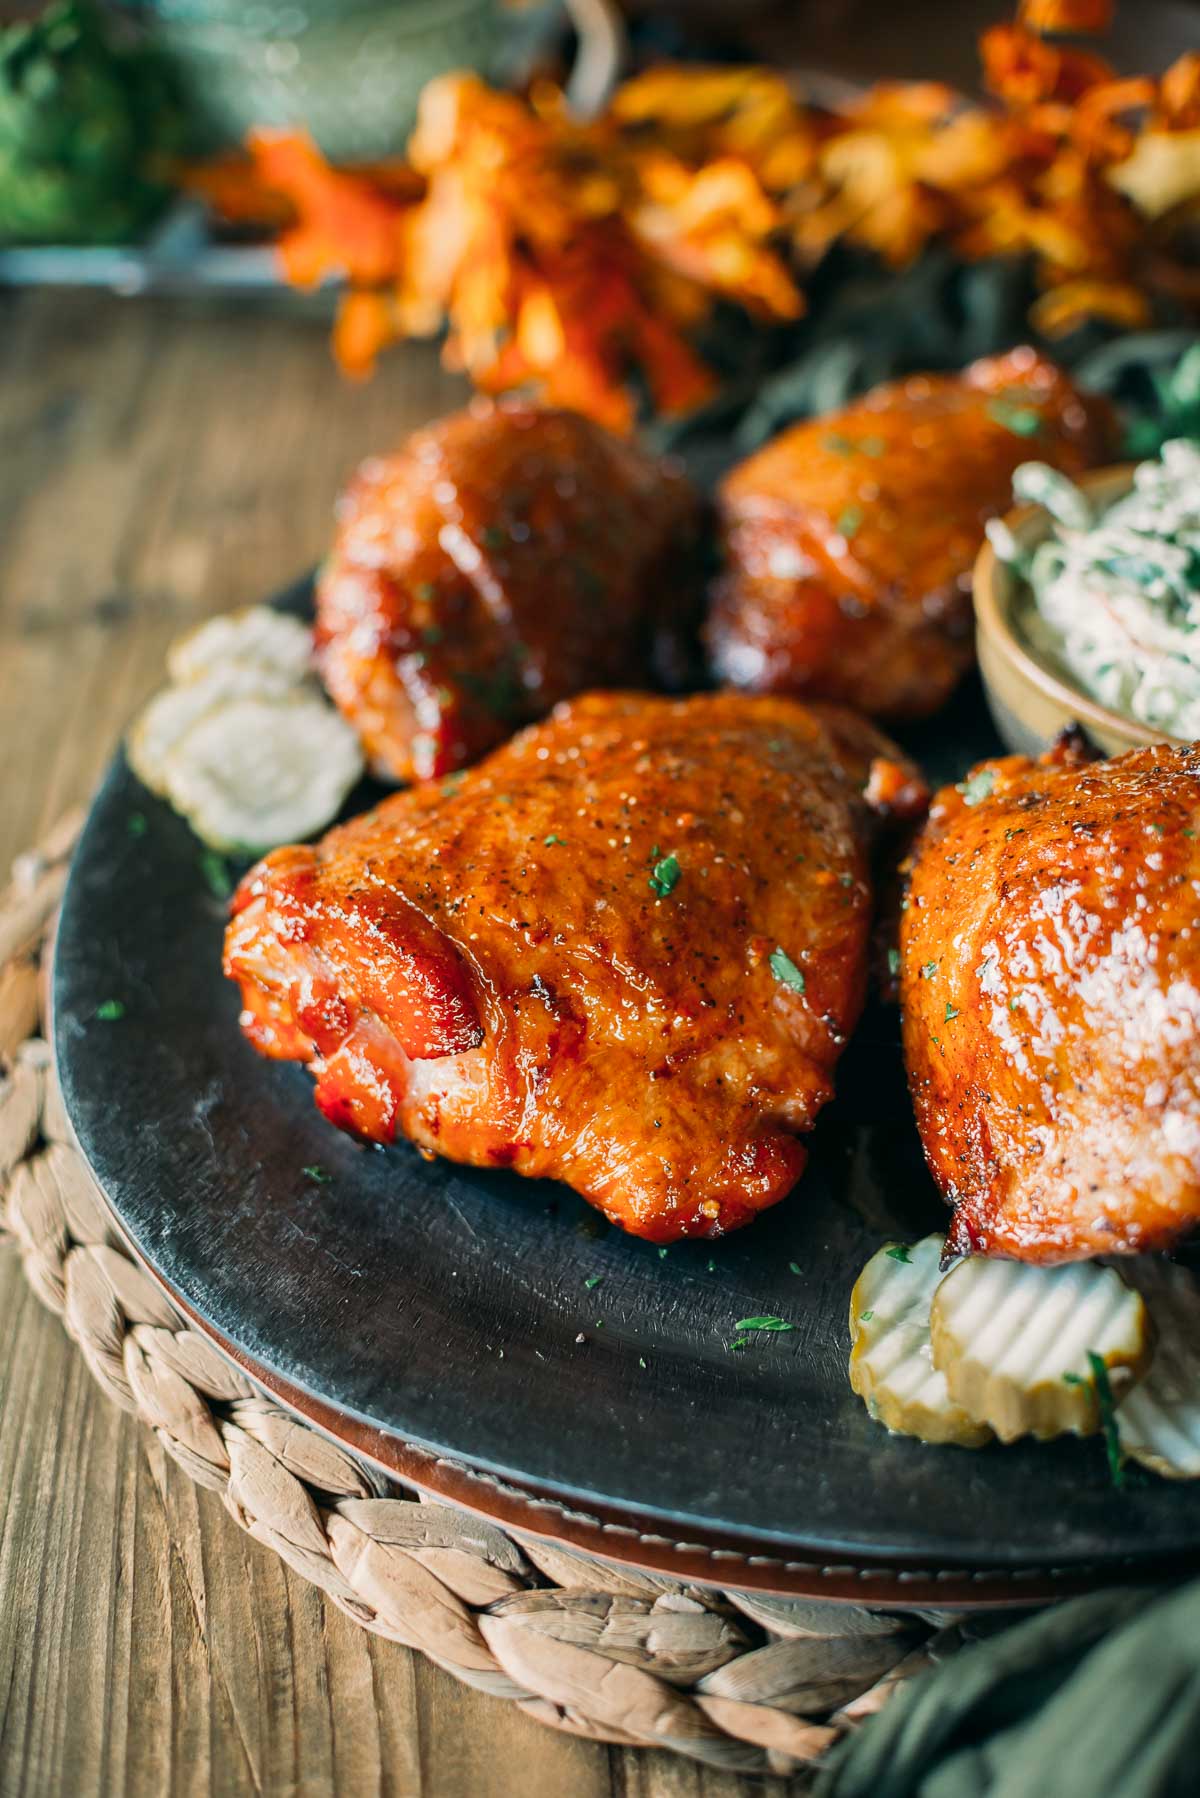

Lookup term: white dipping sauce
[988,439,1200,739]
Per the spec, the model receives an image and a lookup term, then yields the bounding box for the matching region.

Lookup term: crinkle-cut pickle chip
[929,1258,1151,1445]
[127,665,297,797]
[849,1236,993,1449]
[1117,1261,1200,1480]
[159,689,364,854]
[168,605,313,687]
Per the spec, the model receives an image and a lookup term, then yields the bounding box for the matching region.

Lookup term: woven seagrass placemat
[0,813,1018,1780]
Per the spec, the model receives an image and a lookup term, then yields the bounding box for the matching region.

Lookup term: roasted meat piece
[709,349,1114,721]
[315,399,699,784]
[902,731,1200,1263]
[225,691,925,1240]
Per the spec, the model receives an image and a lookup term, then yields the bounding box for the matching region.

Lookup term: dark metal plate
[54,581,1200,1575]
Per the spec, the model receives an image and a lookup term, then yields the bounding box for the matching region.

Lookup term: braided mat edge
[0,813,999,1779]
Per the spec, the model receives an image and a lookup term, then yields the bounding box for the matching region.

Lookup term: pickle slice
[167,605,313,687]
[1117,1262,1200,1479]
[849,1237,993,1448]
[930,1258,1151,1444]
[159,689,364,854]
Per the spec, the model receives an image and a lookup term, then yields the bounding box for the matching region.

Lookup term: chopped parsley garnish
[729,1336,751,1352]
[649,852,681,897]
[94,999,125,1021]
[945,1001,960,1021]
[958,768,996,806]
[706,1259,717,1274]
[734,1315,795,1332]
[657,1246,669,1258]
[836,504,863,539]
[885,1245,912,1264]
[986,399,1045,437]
[302,1165,332,1183]
[788,1261,801,1275]
[639,1357,648,1370]
[887,947,901,977]
[199,849,234,900]
[543,834,566,846]
[584,1273,604,1291]
[860,1310,875,1322]
[769,947,806,993]
[921,961,938,979]
[127,812,147,838]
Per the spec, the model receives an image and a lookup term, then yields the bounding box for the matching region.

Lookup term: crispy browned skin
[710,349,1115,721]
[224,691,925,1241]
[902,732,1200,1263]
[315,399,699,783]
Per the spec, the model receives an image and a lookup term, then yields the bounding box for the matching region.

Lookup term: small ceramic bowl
[974,462,1188,759]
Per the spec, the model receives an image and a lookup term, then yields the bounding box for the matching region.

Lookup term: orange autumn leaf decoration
[1018,0,1114,33]
[205,3,1200,423]
[245,128,413,291]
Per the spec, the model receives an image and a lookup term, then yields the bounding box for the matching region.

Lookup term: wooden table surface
[0,289,792,1798]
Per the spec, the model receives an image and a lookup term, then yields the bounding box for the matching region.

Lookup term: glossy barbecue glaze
[315,399,699,784]
[224,691,925,1240]
[710,349,1115,721]
[902,731,1200,1262]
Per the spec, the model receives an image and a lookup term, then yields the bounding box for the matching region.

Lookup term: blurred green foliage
[0,0,185,244]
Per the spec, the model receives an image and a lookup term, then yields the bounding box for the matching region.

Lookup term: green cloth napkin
[818,1582,1200,1798]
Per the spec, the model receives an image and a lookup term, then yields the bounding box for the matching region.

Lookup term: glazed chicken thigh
[225,691,924,1240]
[710,349,1113,720]
[316,399,699,784]
[902,732,1200,1262]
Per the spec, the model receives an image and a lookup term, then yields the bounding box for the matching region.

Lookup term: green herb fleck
[836,504,863,539]
[860,1309,875,1322]
[885,1245,912,1264]
[887,947,901,977]
[649,852,681,898]
[303,1165,332,1184]
[986,400,1045,438]
[544,834,566,847]
[734,1315,795,1332]
[639,1357,648,1370]
[94,999,125,1021]
[788,1261,802,1275]
[584,1274,604,1291]
[945,1001,960,1021]
[958,767,996,806]
[1063,1371,1084,1386]
[199,849,234,900]
[1088,1350,1126,1488]
[769,947,806,994]
[127,812,147,838]
[657,1247,669,1259]
[729,1336,751,1352]
[921,961,938,979]
[706,1259,717,1274]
